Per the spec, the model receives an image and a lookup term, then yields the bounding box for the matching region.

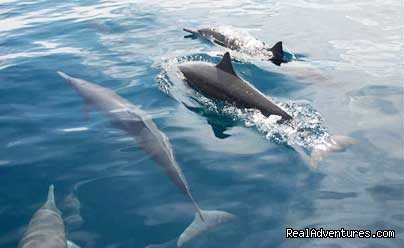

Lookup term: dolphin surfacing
[58,71,235,247]
[178,52,292,122]
[178,55,356,166]
[18,185,78,248]
[183,27,286,65]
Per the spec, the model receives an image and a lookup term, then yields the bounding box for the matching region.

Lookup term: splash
[231,101,329,148]
[156,54,329,149]
[213,26,269,55]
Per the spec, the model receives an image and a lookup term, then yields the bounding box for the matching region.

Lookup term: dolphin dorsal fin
[270,41,283,56]
[216,52,237,76]
[269,41,284,66]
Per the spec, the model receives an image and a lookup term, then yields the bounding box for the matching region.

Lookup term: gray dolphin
[18,185,79,248]
[178,54,356,167]
[57,71,235,247]
[183,27,286,65]
[178,52,292,122]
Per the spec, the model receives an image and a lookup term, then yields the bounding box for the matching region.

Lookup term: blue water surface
[0,0,403,247]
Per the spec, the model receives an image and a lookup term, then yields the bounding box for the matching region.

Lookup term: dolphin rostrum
[57,71,235,247]
[178,52,292,122]
[183,27,287,65]
[18,185,79,248]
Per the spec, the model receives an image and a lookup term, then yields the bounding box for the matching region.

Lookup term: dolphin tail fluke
[177,210,235,247]
[186,191,205,223]
[67,240,81,248]
[310,135,357,168]
[268,41,284,66]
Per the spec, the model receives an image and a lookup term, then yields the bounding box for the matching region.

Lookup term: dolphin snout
[57,71,76,87]
[57,71,80,88]
[57,71,70,81]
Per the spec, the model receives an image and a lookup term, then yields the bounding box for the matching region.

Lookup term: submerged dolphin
[178,52,292,122]
[183,27,288,65]
[18,185,79,248]
[58,71,235,247]
[310,135,357,168]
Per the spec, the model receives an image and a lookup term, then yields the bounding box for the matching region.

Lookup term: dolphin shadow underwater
[183,101,238,139]
[183,27,294,66]
[18,185,80,248]
[177,52,356,168]
[58,71,235,247]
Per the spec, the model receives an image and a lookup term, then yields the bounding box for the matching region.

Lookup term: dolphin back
[18,185,67,248]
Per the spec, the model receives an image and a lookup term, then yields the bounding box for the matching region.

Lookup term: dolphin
[177,54,356,167]
[183,27,288,65]
[178,52,292,122]
[57,71,235,247]
[310,135,357,168]
[18,185,79,248]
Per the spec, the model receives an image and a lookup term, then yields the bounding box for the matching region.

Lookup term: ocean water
[0,0,403,247]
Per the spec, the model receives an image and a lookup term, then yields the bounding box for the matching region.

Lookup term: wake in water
[156,53,355,168]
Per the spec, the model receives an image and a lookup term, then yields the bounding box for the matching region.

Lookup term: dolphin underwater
[178,52,292,122]
[183,27,289,66]
[57,71,235,247]
[18,185,79,248]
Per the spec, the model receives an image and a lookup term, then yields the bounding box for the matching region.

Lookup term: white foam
[204,26,274,60]
[223,101,328,148]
